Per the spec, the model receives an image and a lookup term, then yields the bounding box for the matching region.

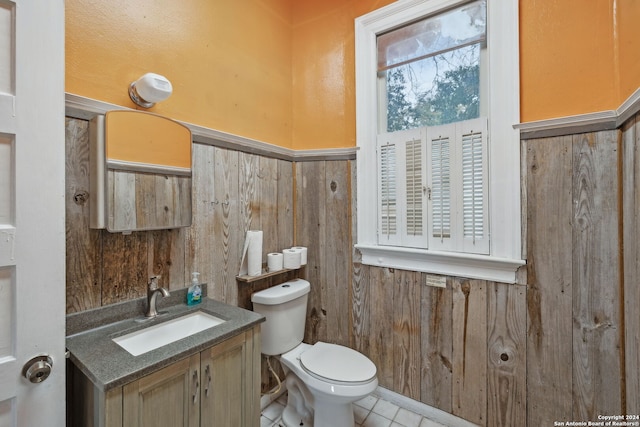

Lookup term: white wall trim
[65,93,357,162]
[259,382,479,426]
[616,87,640,126]
[356,244,524,283]
[374,386,480,427]
[516,87,640,139]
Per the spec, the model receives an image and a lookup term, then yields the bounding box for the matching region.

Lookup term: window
[355,0,523,283]
[378,1,486,132]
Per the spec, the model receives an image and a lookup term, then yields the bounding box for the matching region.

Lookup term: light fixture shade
[129,73,173,108]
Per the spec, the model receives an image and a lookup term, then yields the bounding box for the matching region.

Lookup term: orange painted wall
[519,0,617,122]
[617,0,640,104]
[66,1,640,149]
[290,0,394,150]
[66,0,293,148]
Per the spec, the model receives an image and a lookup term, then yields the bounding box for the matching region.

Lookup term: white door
[0,0,65,426]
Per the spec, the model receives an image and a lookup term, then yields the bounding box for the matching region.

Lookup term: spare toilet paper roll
[239,230,263,276]
[282,248,302,269]
[267,253,284,272]
[290,246,307,265]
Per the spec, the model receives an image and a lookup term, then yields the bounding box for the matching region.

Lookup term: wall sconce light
[128,73,173,108]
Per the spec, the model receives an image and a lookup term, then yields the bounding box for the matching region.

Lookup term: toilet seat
[299,342,377,385]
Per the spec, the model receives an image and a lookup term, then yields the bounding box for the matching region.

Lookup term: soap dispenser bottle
[187,272,202,306]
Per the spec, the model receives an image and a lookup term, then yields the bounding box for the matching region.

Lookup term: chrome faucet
[145,276,170,318]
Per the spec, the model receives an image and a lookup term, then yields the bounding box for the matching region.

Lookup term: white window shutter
[458,117,489,254]
[427,124,456,251]
[426,118,488,254]
[378,139,400,245]
[403,134,427,247]
[377,128,427,248]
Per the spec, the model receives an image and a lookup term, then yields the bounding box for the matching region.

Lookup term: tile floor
[260,392,449,427]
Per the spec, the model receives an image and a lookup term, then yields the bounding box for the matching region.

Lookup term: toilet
[252,278,378,427]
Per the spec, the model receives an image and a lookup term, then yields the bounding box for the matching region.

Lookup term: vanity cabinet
[69,327,260,427]
[122,354,200,427]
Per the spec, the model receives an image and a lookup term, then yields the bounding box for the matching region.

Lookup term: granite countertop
[66,286,264,391]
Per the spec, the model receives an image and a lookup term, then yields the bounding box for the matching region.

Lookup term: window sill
[355,244,525,283]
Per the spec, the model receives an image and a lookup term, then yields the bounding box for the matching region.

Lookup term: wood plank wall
[65,117,293,312]
[295,161,353,347]
[525,129,629,423]
[621,115,640,418]
[349,268,527,426]
[65,115,639,425]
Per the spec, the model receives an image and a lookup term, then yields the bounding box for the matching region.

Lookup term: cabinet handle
[192,370,199,404]
[204,364,211,397]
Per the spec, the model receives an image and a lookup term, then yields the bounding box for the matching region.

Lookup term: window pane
[383,43,480,132]
[377,0,486,71]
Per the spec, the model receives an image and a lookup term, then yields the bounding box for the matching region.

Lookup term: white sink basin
[113,311,226,356]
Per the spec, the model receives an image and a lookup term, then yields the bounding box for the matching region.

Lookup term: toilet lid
[299,342,377,383]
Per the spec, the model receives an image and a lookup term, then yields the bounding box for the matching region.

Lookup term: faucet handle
[148,276,160,290]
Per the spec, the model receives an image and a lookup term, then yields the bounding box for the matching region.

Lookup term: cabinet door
[122,354,200,427]
[200,331,252,427]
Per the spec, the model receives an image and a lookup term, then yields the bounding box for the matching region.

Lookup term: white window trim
[355,0,524,283]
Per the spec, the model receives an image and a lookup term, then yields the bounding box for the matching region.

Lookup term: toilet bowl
[278,342,378,427]
[251,279,378,427]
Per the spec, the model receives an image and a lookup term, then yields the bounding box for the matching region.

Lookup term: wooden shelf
[236,267,299,283]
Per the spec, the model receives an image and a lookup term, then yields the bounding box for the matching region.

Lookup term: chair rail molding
[516,87,640,139]
[65,93,357,162]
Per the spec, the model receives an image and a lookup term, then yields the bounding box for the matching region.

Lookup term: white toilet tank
[251,278,310,356]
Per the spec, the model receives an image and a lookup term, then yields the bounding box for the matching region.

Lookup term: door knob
[22,355,53,384]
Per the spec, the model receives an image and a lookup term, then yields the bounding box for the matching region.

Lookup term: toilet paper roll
[267,253,284,272]
[239,230,263,276]
[291,246,307,265]
[247,231,263,276]
[282,248,302,269]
